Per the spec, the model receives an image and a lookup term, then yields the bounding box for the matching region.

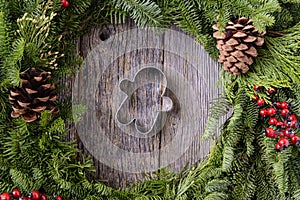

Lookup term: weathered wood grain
[62,21,223,188]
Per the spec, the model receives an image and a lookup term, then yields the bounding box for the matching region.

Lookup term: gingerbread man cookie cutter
[116,67,173,135]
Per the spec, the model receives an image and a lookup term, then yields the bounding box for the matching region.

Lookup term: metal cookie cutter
[116,67,173,135]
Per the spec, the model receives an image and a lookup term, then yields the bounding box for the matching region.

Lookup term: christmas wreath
[0,0,300,199]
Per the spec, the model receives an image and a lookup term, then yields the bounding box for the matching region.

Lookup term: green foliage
[0,1,114,198]
[0,11,23,87]
[202,96,231,140]
[56,0,92,35]
[2,38,24,86]
[0,11,9,59]
[204,192,228,200]
[111,0,165,27]
[0,112,113,199]
[205,179,230,193]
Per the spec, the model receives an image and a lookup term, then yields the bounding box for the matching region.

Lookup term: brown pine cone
[213,17,265,75]
[9,68,59,122]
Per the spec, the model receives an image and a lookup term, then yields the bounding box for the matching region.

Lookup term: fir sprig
[111,0,165,27]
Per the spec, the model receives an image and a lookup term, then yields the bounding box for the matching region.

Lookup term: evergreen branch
[293,189,300,199]
[204,192,228,200]
[231,168,257,199]
[10,168,34,193]
[252,12,276,32]
[0,11,9,61]
[2,38,24,87]
[205,179,230,193]
[112,0,164,27]
[216,1,231,32]
[244,101,259,130]
[222,146,234,172]
[273,154,289,195]
[243,101,259,156]
[32,167,46,189]
[108,7,127,25]
[176,169,198,198]
[166,0,204,39]
[244,131,256,157]
[223,104,243,148]
[202,96,231,140]
[93,182,113,196]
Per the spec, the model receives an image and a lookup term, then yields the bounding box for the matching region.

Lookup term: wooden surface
[64,21,222,188]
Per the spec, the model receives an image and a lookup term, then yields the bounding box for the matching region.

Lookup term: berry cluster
[252,85,300,152]
[0,189,65,200]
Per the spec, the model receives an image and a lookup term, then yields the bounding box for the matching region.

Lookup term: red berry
[275,143,282,151]
[281,109,290,117]
[30,191,40,200]
[257,99,265,106]
[269,117,278,125]
[0,193,10,200]
[56,196,63,200]
[267,108,276,116]
[276,121,285,129]
[259,109,268,117]
[252,94,259,101]
[284,128,295,137]
[288,114,297,121]
[291,135,300,145]
[273,102,281,109]
[291,120,299,128]
[263,128,277,138]
[278,137,289,149]
[254,85,263,91]
[280,102,289,109]
[267,88,276,94]
[41,194,47,200]
[61,0,70,8]
[12,189,21,198]
[22,197,30,200]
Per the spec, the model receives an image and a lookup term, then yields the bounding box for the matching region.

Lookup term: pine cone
[9,68,59,122]
[213,17,265,75]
